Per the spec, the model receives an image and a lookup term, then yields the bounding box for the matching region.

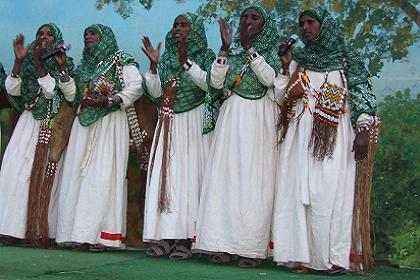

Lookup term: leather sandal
[168,245,192,260]
[211,252,233,264]
[238,257,260,268]
[146,240,176,257]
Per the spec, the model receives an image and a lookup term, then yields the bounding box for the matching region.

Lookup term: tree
[96,0,419,76]
[372,89,420,266]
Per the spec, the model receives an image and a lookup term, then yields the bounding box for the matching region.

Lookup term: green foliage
[96,0,419,77]
[372,89,420,266]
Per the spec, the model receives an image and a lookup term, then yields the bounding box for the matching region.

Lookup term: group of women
[0,3,377,275]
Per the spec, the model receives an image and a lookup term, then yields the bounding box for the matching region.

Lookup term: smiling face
[299,14,321,41]
[240,8,264,38]
[36,26,54,49]
[172,16,191,42]
[84,28,101,50]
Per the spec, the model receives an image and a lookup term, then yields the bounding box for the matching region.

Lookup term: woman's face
[36,26,54,49]
[240,8,264,38]
[299,14,321,41]
[84,28,101,50]
[172,16,191,42]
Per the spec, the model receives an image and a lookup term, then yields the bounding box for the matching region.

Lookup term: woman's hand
[279,38,293,71]
[218,18,233,51]
[178,37,187,65]
[13,34,27,62]
[80,92,108,108]
[240,22,252,50]
[142,36,161,66]
[286,69,304,101]
[353,129,369,161]
[54,48,67,69]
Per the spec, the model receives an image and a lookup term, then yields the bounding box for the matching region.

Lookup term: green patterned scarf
[293,7,376,123]
[146,13,215,113]
[74,24,138,127]
[203,3,280,133]
[8,23,75,119]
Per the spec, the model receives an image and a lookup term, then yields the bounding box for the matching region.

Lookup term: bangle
[216,57,227,65]
[218,49,228,57]
[107,95,122,107]
[246,47,257,55]
[59,69,70,83]
[246,47,259,61]
[183,59,193,71]
[11,73,20,78]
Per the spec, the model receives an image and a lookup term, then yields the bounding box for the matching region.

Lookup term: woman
[55,24,143,251]
[194,4,280,268]
[142,12,215,259]
[272,7,377,273]
[0,23,75,245]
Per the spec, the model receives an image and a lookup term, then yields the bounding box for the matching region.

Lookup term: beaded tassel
[113,51,148,155]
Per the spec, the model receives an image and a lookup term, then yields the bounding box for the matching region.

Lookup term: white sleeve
[38,74,56,100]
[59,77,76,102]
[144,70,163,98]
[272,61,298,103]
[356,113,375,128]
[5,75,22,96]
[186,62,208,91]
[116,65,143,108]
[210,59,228,89]
[249,54,276,87]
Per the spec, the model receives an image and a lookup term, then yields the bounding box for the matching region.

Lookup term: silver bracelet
[183,59,193,71]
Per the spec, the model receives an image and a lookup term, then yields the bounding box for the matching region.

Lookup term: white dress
[55,65,142,248]
[143,63,211,241]
[194,54,278,259]
[0,74,75,239]
[271,60,362,270]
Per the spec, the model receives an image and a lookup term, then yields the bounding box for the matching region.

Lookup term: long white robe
[0,74,75,239]
[194,54,278,259]
[55,65,142,248]
[272,61,358,270]
[143,63,211,241]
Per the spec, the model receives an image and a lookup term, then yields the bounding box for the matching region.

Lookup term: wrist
[107,95,122,107]
[150,62,158,74]
[183,59,193,71]
[221,45,229,52]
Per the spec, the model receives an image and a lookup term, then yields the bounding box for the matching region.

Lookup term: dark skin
[218,8,264,52]
[11,26,67,79]
[279,14,369,160]
[80,28,110,108]
[142,16,191,74]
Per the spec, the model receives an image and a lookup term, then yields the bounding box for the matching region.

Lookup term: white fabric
[271,60,356,270]
[38,74,56,99]
[59,78,76,102]
[0,72,75,239]
[0,111,41,238]
[194,57,278,259]
[55,65,142,248]
[143,65,210,241]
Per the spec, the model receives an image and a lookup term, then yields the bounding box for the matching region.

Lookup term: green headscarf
[74,24,138,127]
[8,23,75,118]
[203,3,280,133]
[147,13,215,113]
[293,7,376,123]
